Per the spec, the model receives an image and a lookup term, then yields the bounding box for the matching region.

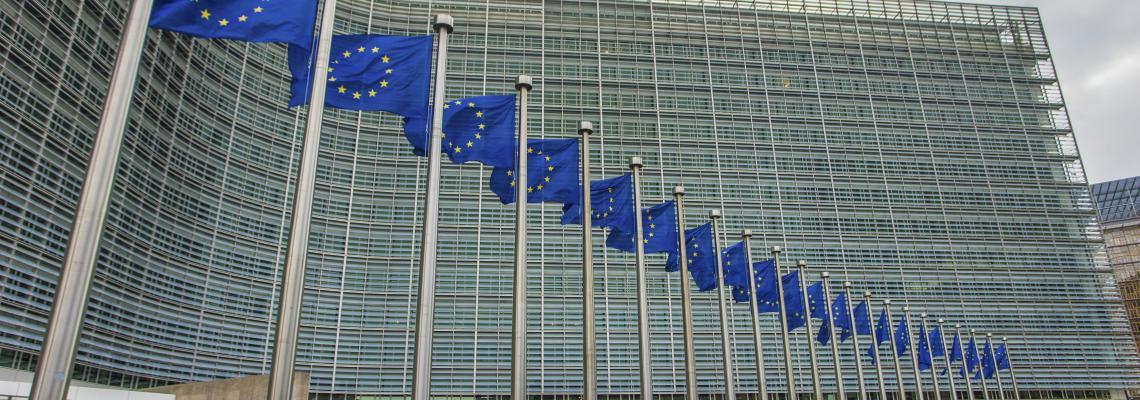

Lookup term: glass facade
[0,0,1137,398]
[1093,177,1140,358]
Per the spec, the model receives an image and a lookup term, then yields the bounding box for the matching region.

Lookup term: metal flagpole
[865,293,887,400]
[579,121,598,400]
[411,14,454,400]
[843,283,868,400]
[988,334,1005,400]
[673,186,699,400]
[709,210,737,400]
[883,300,905,400]
[630,157,653,400]
[821,273,846,400]
[920,314,939,400]
[772,247,797,400]
[28,1,155,399]
[742,230,769,400]
[903,307,924,400]
[510,75,533,400]
[266,1,341,398]
[796,261,822,400]
[969,330,990,400]
[955,325,975,400]
[1001,337,1019,400]
[937,320,957,400]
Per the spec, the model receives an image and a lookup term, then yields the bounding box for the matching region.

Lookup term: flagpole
[843,283,867,400]
[865,293,887,400]
[988,334,1005,400]
[673,186,699,400]
[920,314,939,400]
[821,273,846,400]
[796,261,823,400]
[264,0,341,398]
[630,157,653,400]
[1001,337,1019,400]
[510,75,533,400]
[772,247,797,400]
[969,329,990,400]
[28,1,154,399]
[709,210,737,400]
[903,307,925,400]
[955,325,976,400]
[742,230,769,400]
[937,320,957,400]
[579,121,598,400]
[411,14,454,400]
[883,300,905,400]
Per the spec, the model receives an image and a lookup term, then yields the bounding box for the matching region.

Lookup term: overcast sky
[955,0,1140,183]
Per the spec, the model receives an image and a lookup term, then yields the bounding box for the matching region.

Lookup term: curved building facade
[0,0,1137,398]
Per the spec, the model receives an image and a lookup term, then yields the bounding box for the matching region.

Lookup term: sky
[956,0,1140,183]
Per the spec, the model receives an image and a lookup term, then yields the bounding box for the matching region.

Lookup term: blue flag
[918,324,932,371]
[438,95,516,166]
[807,282,829,344]
[996,343,1011,370]
[930,326,946,358]
[831,293,853,342]
[560,174,635,230]
[751,260,781,313]
[288,35,433,150]
[817,315,833,345]
[950,332,963,362]
[982,337,997,379]
[489,138,579,205]
[965,337,981,377]
[852,301,872,336]
[722,241,751,296]
[606,201,678,255]
[869,308,889,364]
[783,272,806,331]
[150,0,317,47]
[678,223,717,291]
[895,314,911,357]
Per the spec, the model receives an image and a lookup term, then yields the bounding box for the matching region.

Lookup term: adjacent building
[1094,177,1140,354]
[1,0,1137,398]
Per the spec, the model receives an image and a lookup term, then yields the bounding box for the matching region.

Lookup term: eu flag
[435,95,516,166]
[944,331,963,377]
[150,0,317,47]
[606,200,678,255]
[930,326,946,358]
[918,324,932,371]
[831,293,853,342]
[895,315,911,357]
[982,337,997,379]
[869,308,889,364]
[678,223,717,291]
[489,138,579,205]
[806,282,829,344]
[288,35,433,145]
[965,337,981,376]
[560,174,635,230]
[996,343,1011,370]
[852,301,872,336]
[783,271,806,331]
[752,260,780,313]
[722,241,750,291]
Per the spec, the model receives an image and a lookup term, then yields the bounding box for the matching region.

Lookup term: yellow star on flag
[200,9,210,19]
[380,80,389,88]
[368,89,377,97]
[218,18,228,26]
[478,123,485,129]
[254,6,263,13]
[238,15,248,22]
[352,92,361,99]
[466,141,474,148]
[357,46,365,53]
[381,55,390,63]
[371,47,379,53]
[337,86,346,94]
[475,111,483,117]
[343,51,351,58]
[385,68,392,74]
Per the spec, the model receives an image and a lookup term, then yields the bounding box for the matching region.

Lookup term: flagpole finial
[1001,336,1007,342]
[986,333,993,338]
[515,75,533,91]
[709,209,721,219]
[970,329,976,333]
[884,299,892,305]
[770,245,781,253]
[864,291,872,298]
[673,185,685,196]
[843,281,852,288]
[578,121,593,135]
[741,229,752,238]
[903,306,909,312]
[938,318,944,323]
[434,14,454,33]
[796,260,806,268]
[955,324,961,329]
[629,156,643,169]
[821,271,830,279]
[920,312,927,318]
